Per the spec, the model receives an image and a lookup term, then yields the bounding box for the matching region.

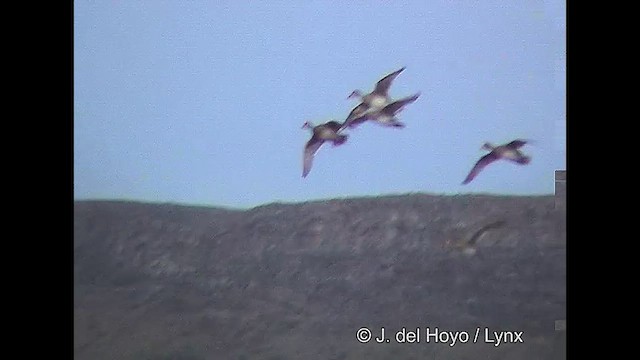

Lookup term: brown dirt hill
[74,193,566,360]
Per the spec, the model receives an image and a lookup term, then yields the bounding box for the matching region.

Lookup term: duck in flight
[301,120,348,178]
[347,67,406,111]
[462,139,531,185]
[341,92,421,130]
[442,220,507,256]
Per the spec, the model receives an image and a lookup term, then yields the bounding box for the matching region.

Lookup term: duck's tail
[332,134,348,146]
[516,155,531,165]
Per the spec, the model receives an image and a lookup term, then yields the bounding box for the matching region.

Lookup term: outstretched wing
[505,139,528,149]
[302,138,324,178]
[467,220,507,246]
[323,120,344,133]
[373,67,406,96]
[341,103,373,130]
[462,152,499,185]
[381,92,421,115]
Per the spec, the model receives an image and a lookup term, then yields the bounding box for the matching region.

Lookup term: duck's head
[347,90,362,100]
[442,238,459,249]
[481,142,495,151]
[301,121,314,130]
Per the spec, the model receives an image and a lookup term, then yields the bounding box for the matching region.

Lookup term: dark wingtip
[489,219,508,228]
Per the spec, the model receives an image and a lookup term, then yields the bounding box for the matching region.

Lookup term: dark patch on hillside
[74,193,566,360]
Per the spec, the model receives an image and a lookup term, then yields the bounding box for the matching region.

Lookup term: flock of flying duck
[301,67,532,184]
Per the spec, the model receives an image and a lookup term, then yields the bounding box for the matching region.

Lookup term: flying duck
[301,120,348,178]
[462,139,531,185]
[342,92,421,130]
[347,67,406,110]
[442,220,507,256]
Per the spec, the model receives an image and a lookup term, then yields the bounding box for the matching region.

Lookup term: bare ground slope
[74,192,566,359]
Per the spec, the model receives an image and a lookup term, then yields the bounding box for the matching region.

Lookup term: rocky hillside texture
[74,191,566,360]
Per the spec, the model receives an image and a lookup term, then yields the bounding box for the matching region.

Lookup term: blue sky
[74,1,566,209]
